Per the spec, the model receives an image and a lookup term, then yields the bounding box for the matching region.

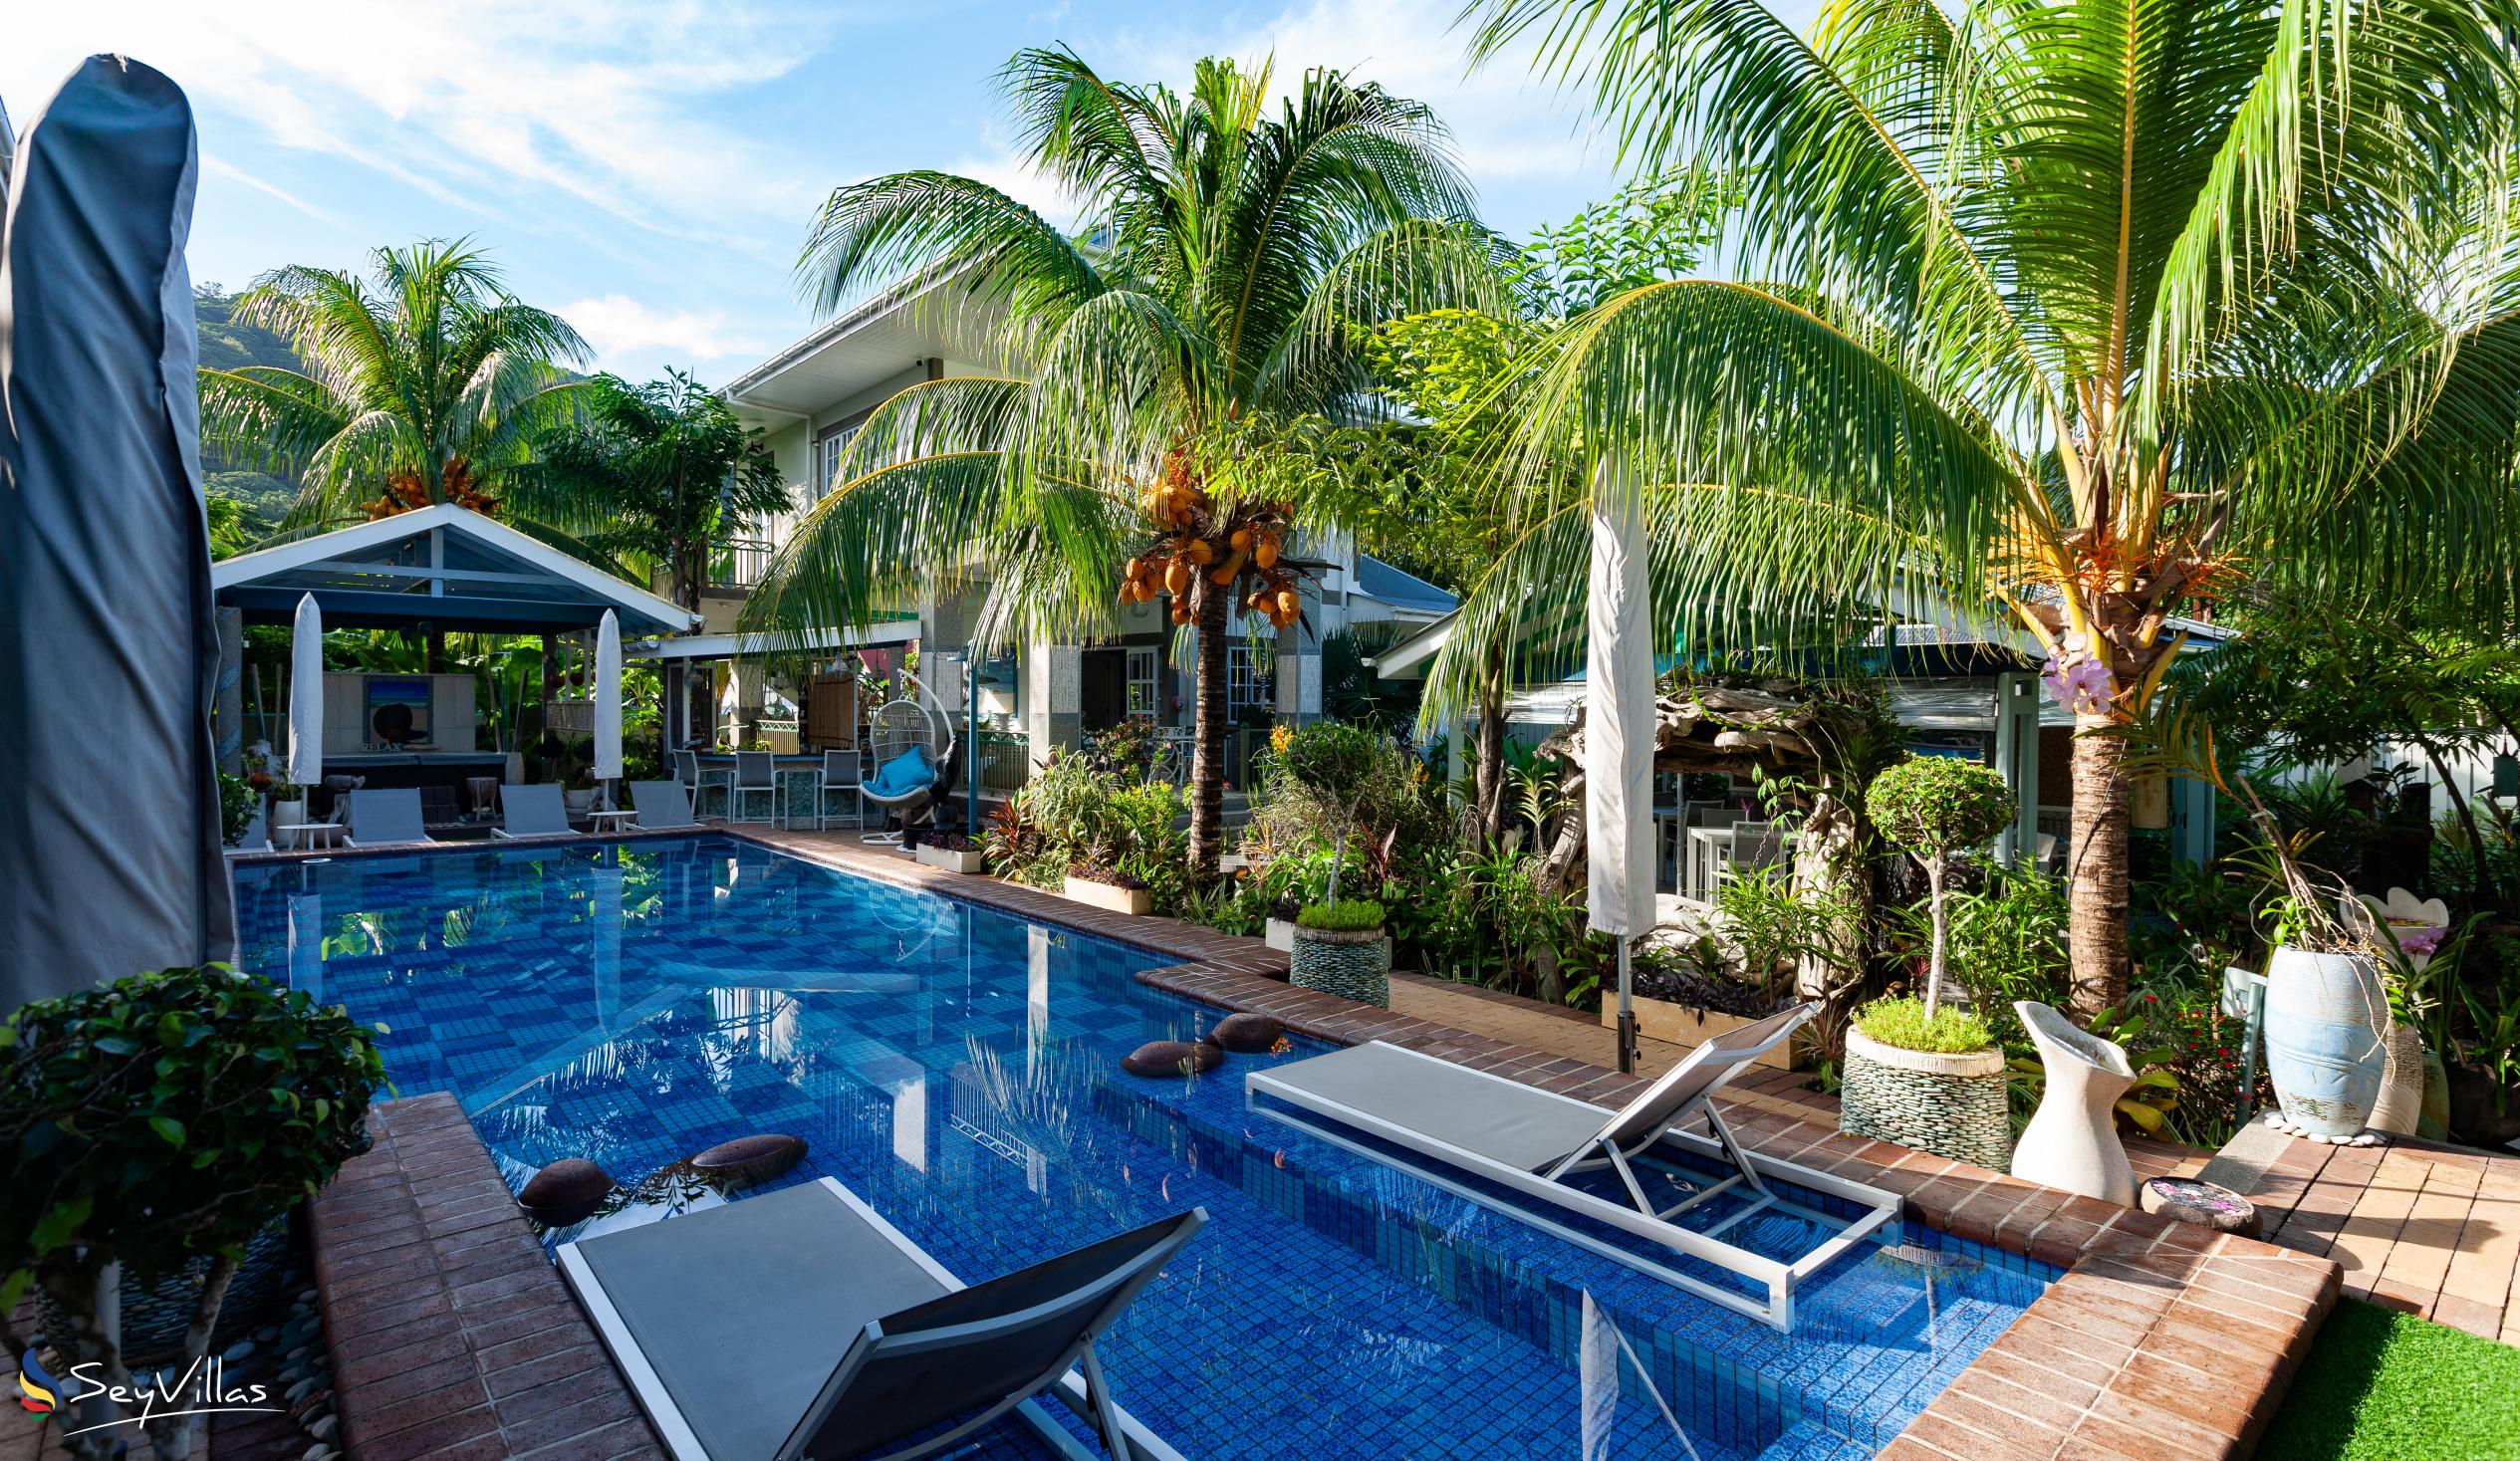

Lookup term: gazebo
[208,504,697,804]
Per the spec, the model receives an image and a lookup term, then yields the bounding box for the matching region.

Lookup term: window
[815,420,862,494]
[1126,646,1160,718]
[1226,644,1275,711]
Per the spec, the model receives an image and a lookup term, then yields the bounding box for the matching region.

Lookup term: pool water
[232,837,2052,1460]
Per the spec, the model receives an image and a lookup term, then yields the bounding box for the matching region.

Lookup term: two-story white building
[639,277,1453,796]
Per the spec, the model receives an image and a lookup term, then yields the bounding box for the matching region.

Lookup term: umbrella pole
[1617,940,1638,1075]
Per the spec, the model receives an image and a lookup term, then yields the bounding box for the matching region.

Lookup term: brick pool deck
[2204,1123,2520,1344]
[87,826,2364,1459]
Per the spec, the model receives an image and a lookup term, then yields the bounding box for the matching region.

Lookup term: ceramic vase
[2011,1001,2137,1205]
[2263,946,2389,1141]
[2368,1021,2426,1136]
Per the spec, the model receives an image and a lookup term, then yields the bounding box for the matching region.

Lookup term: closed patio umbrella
[0,57,233,1012]
[1586,468,1655,1074]
[290,593,325,789]
[594,609,623,806]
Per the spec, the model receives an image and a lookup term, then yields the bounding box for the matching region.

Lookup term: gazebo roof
[210,504,697,637]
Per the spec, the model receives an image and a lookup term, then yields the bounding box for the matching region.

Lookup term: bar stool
[674,747,732,820]
[729,750,780,825]
[815,749,865,831]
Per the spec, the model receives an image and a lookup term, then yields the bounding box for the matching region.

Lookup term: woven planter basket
[34,1215,291,1367]
[1290,924,1391,1008]
[1840,1027,2012,1172]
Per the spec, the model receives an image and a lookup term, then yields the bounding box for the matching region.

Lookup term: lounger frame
[1248,1044,1901,1330]
[559,1177,1190,1461]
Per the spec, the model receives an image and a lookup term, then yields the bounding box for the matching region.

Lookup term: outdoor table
[586,808,637,834]
[275,822,344,852]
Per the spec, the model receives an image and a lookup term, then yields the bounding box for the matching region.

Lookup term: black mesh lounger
[1244,1004,1899,1329]
[558,1177,1202,1461]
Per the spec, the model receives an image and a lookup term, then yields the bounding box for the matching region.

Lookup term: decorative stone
[1122,1040,1226,1078]
[2141,1176,2263,1237]
[517,1157,618,1226]
[221,1339,255,1362]
[1209,1014,1284,1054]
[690,1133,808,1188]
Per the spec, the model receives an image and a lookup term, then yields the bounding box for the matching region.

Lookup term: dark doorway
[1082,648,1129,732]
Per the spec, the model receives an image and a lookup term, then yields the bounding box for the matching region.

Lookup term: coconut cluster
[1118,448,1304,628]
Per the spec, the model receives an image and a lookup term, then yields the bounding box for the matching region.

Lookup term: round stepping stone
[690,1133,808,1188]
[1209,1013,1285,1054]
[517,1158,616,1227]
[1122,1039,1225,1078]
[2140,1176,2262,1237]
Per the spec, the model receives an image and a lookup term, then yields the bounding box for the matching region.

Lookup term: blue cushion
[869,745,932,799]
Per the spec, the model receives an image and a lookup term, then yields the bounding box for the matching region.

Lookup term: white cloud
[561,294,775,372]
[3,2,837,253]
[200,154,345,228]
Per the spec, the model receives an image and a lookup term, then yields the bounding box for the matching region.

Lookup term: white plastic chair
[729,751,779,825]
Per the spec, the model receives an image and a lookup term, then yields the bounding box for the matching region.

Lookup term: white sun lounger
[560,1177,1201,1461]
[628,779,703,832]
[490,784,576,840]
[341,788,433,849]
[1246,1004,1900,1329]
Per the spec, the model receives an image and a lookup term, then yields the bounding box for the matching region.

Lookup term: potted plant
[907,826,987,875]
[267,780,307,829]
[1063,862,1154,916]
[1291,897,1393,1006]
[1,965,383,1459]
[1840,756,2015,1167]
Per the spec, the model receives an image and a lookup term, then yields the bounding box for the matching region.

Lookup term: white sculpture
[2012,1000,2137,1205]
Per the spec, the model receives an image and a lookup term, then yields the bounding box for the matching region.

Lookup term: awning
[629,617,919,662]
[211,503,699,637]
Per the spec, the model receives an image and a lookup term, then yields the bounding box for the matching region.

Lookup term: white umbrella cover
[593,609,624,784]
[1585,471,1655,1072]
[289,592,324,787]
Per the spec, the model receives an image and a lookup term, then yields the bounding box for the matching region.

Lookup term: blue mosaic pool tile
[234,837,2057,1461]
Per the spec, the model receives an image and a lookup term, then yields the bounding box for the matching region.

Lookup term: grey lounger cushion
[630,779,700,830]
[569,1182,949,1461]
[344,788,430,846]
[1254,1043,1613,1171]
[492,784,573,839]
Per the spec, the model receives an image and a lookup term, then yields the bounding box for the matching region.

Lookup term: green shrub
[216,772,258,846]
[1854,994,1995,1054]
[2,965,386,1450]
[1867,756,2014,856]
[1868,755,2015,1018]
[1298,898,1388,931]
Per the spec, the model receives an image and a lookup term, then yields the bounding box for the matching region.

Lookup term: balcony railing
[709,539,775,591]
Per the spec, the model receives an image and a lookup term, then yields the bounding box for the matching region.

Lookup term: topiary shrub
[1,965,386,1458]
[1868,755,2014,1020]
[1270,722,1386,907]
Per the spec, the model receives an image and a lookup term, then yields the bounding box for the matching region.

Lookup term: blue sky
[3,0,1717,385]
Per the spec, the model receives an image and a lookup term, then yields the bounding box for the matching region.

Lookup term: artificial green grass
[2259,1296,2520,1460]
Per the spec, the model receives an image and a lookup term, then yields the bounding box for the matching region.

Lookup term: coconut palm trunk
[1473,632,1510,849]
[2068,712,2134,1017]
[1188,582,1232,874]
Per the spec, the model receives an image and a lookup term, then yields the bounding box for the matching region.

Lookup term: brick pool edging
[307,1094,663,1461]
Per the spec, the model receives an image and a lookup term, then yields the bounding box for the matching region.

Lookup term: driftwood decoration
[1534,676,1894,1011]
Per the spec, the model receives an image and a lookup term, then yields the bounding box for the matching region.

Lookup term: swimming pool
[232,837,2052,1460]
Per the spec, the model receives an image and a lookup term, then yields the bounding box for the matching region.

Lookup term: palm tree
[743,50,1499,878]
[198,239,589,529]
[516,370,792,612]
[1450,0,2520,1016]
